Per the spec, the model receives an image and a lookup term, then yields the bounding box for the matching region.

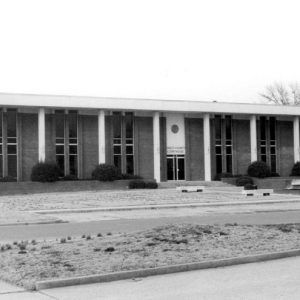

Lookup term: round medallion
[171,124,179,134]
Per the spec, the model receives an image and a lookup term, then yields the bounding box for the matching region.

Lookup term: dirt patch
[1,223,300,290]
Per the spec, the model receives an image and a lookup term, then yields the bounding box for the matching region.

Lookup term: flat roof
[0,92,299,116]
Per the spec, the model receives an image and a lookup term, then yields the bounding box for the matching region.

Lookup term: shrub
[270,172,280,177]
[145,181,158,189]
[128,179,146,189]
[247,161,271,178]
[214,173,233,181]
[291,162,300,176]
[31,162,61,182]
[91,164,119,181]
[236,176,253,186]
[244,183,257,190]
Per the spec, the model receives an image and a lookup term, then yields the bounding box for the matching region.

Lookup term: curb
[0,220,68,227]
[32,198,300,214]
[35,248,300,290]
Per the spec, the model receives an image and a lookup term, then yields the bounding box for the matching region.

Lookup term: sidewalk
[2,256,300,299]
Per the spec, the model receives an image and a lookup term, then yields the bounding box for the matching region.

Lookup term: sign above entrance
[166,113,186,155]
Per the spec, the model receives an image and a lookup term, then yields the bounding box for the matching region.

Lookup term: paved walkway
[1,256,300,299]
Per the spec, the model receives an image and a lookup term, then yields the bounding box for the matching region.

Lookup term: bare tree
[260,82,300,105]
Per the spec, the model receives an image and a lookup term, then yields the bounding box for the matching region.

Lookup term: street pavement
[0,210,300,242]
[1,256,300,299]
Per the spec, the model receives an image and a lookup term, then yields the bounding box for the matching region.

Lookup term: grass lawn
[0,223,300,290]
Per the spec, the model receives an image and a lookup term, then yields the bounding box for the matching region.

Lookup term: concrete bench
[290,179,300,189]
[242,189,273,196]
[176,186,205,193]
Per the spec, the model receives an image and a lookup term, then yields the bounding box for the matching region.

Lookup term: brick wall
[278,120,294,176]
[186,118,204,180]
[20,114,38,181]
[135,116,154,179]
[233,119,251,175]
[81,115,98,179]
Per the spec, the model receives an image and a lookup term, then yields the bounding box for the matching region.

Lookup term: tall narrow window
[215,115,222,174]
[112,112,135,174]
[259,117,267,162]
[68,111,78,176]
[7,109,17,178]
[113,113,122,173]
[125,112,134,174]
[55,111,65,176]
[225,116,233,173]
[269,117,277,173]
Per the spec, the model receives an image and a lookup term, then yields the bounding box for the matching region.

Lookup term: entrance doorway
[167,155,185,180]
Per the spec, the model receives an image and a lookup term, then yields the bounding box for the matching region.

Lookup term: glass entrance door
[167,155,185,181]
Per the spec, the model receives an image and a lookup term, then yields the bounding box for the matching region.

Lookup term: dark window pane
[261,154,267,162]
[215,115,222,140]
[226,155,232,173]
[126,155,134,174]
[113,115,122,139]
[261,147,266,155]
[215,146,222,155]
[7,109,17,137]
[69,155,78,176]
[216,155,222,174]
[69,145,77,155]
[125,113,133,139]
[0,156,2,177]
[269,117,276,141]
[69,138,77,144]
[126,145,133,155]
[0,145,2,155]
[226,146,232,155]
[7,155,17,178]
[260,117,266,140]
[56,156,65,176]
[114,145,121,155]
[270,155,276,173]
[270,147,276,155]
[56,145,65,155]
[69,112,78,139]
[114,155,122,172]
[225,116,232,140]
[55,113,65,139]
[7,137,17,144]
[7,145,17,155]
[167,157,174,180]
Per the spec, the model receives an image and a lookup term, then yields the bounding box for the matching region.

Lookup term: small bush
[91,164,119,181]
[128,180,146,189]
[291,162,300,176]
[270,172,280,177]
[145,181,158,189]
[247,161,271,178]
[60,238,66,243]
[31,162,61,182]
[214,173,233,181]
[236,176,253,187]
[244,183,257,190]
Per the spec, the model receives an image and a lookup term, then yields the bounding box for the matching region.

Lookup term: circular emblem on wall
[171,124,179,134]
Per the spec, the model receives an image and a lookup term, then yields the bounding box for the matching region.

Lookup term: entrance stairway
[158,181,244,193]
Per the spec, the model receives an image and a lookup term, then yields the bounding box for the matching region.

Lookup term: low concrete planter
[0,180,131,196]
[35,249,300,290]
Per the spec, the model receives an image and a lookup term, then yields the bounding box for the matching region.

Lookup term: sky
[0,0,300,104]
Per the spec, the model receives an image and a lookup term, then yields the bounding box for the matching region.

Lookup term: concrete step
[159,181,234,189]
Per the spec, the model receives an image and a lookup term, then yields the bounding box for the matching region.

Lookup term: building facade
[0,93,298,182]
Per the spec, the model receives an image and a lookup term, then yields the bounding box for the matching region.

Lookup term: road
[1,210,300,242]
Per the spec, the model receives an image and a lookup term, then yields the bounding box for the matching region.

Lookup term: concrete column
[294,116,300,163]
[250,115,257,162]
[38,108,46,162]
[203,113,211,181]
[153,112,161,183]
[98,110,106,164]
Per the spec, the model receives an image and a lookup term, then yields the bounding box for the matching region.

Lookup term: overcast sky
[0,0,300,103]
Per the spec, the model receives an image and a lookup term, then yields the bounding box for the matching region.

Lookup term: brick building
[0,93,298,182]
